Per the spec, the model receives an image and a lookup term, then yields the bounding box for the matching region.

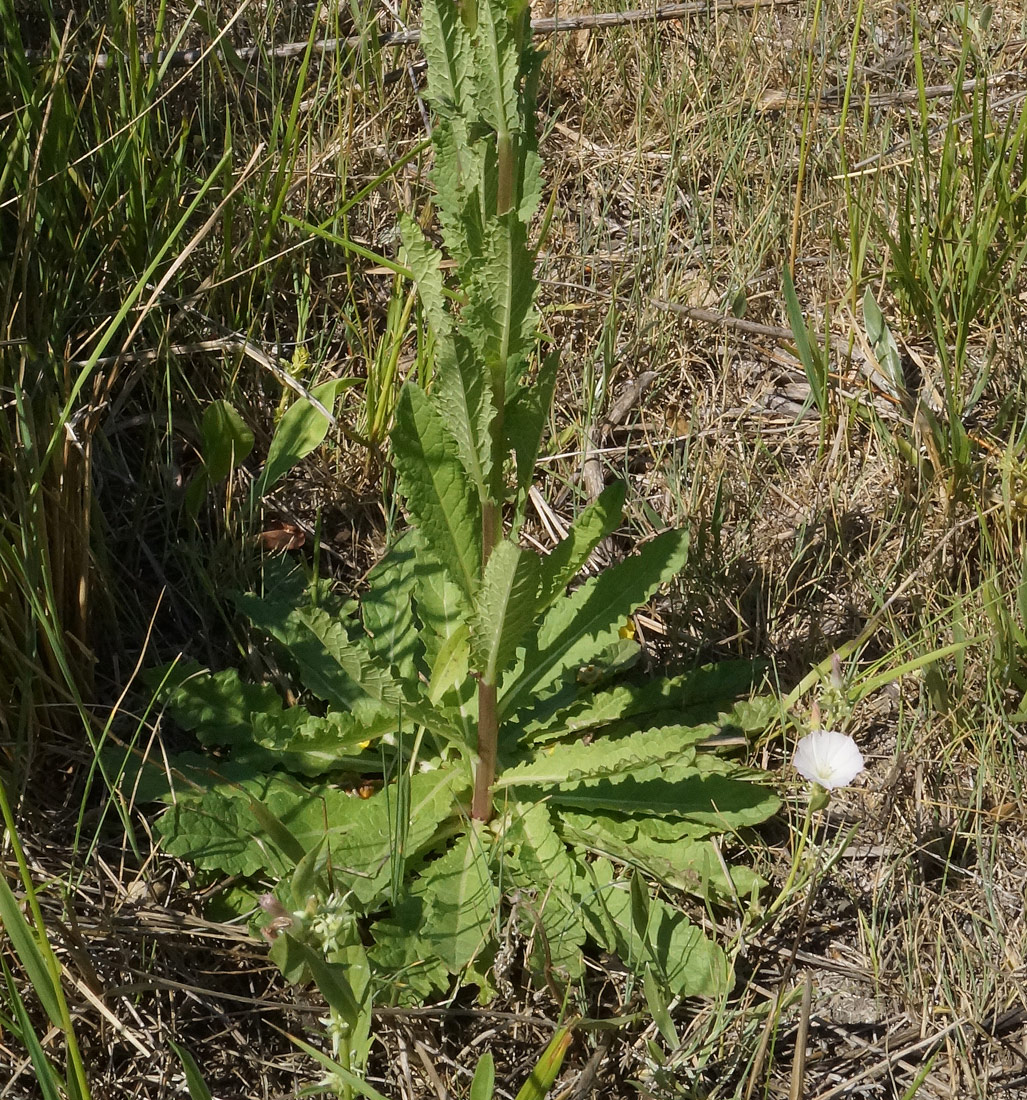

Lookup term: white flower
[793,730,865,790]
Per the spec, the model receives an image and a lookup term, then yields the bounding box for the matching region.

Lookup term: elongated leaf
[513,1026,575,1100]
[0,875,62,1028]
[473,0,524,138]
[782,267,827,415]
[470,1052,496,1100]
[392,382,481,602]
[431,119,484,274]
[494,725,706,790]
[281,1030,393,1100]
[427,623,471,704]
[505,802,587,982]
[269,934,362,1024]
[400,213,451,339]
[863,287,906,396]
[168,1041,214,1100]
[499,528,689,719]
[537,480,625,606]
[468,211,537,387]
[3,961,63,1100]
[514,659,767,742]
[298,605,409,707]
[415,553,478,742]
[252,378,355,500]
[233,596,372,710]
[420,0,473,118]
[435,331,494,499]
[201,399,254,483]
[361,534,423,681]
[541,761,779,827]
[472,539,541,684]
[505,352,559,523]
[559,811,765,899]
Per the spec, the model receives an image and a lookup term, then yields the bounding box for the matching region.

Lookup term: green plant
[137,0,781,1083]
[868,11,1027,482]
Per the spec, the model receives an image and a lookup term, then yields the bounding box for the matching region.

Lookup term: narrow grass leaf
[0,873,62,1028]
[513,1025,575,1100]
[3,960,64,1100]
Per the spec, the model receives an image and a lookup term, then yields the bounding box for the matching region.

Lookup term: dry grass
[4,0,1027,1096]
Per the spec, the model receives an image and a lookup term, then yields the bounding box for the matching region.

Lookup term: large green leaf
[577,859,730,998]
[250,707,394,777]
[157,769,465,902]
[472,0,525,139]
[431,119,484,276]
[513,659,768,743]
[467,211,537,388]
[536,480,625,606]
[420,0,474,120]
[499,528,690,719]
[494,725,707,790]
[539,759,780,827]
[361,534,423,682]
[400,213,452,339]
[413,552,478,744]
[156,663,284,748]
[434,330,495,500]
[472,539,541,684]
[559,811,765,900]
[415,828,499,973]
[392,382,481,602]
[504,802,586,983]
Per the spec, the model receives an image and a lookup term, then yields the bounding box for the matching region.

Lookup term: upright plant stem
[472,114,518,822]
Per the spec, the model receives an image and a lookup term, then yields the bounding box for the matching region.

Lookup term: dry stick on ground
[22,0,799,70]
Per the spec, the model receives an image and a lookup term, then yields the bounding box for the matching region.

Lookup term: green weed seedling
[142,0,781,1086]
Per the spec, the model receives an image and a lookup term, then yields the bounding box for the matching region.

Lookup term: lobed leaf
[558,811,766,900]
[400,213,452,340]
[157,769,465,903]
[539,759,781,828]
[420,0,474,120]
[472,0,525,139]
[434,330,495,500]
[414,827,499,973]
[503,802,587,982]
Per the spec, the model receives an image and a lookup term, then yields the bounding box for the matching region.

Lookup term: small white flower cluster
[310,892,353,955]
[793,729,865,790]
